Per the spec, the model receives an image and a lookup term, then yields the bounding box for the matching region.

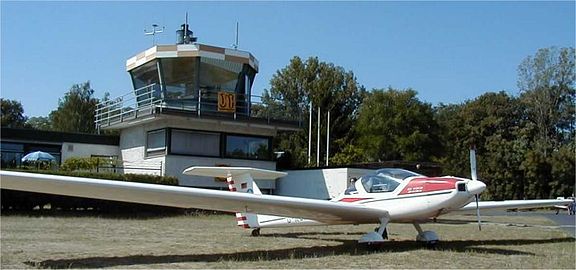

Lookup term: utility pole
[325,110,330,167]
[316,107,321,166]
[307,103,312,165]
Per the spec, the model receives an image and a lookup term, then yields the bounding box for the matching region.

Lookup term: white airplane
[0,150,571,246]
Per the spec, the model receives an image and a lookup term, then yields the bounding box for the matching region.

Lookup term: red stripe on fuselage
[339,197,371,203]
[399,177,458,195]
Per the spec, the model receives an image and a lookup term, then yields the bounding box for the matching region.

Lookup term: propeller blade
[475,194,482,231]
[470,148,477,181]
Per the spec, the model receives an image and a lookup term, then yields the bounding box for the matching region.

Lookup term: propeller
[469,147,482,231]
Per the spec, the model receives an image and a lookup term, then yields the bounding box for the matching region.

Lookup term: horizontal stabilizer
[182,166,287,179]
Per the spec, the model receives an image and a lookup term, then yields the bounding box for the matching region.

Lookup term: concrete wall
[118,125,165,175]
[277,168,374,199]
[61,142,119,161]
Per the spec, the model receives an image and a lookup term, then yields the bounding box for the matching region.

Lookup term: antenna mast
[233,22,239,50]
[177,12,197,44]
[144,24,164,46]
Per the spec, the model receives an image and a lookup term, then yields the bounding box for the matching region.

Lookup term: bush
[5,169,179,186]
[1,169,180,213]
[61,157,118,171]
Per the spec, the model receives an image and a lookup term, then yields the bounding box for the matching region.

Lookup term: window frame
[168,128,221,158]
[162,128,273,161]
[223,133,272,161]
[145,129,167,157]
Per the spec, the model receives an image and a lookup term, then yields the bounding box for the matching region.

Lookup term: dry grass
[1,212,574,269]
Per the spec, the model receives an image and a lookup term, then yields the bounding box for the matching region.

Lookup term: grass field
[1,212,574,269]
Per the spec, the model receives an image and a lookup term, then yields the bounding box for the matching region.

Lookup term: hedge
[4,169,179,186]
[1,169,181,213]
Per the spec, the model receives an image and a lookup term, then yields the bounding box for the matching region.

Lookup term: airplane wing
[454,199,572,213]
[0,170,386,224]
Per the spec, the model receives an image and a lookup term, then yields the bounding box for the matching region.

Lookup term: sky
[1,1,574,118]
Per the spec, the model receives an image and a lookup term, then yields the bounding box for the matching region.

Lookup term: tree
[262,56,366,167]
[49,81,99,133]
[1,99,28,128]
[436,92,525,200]
[26,116,52,130]
[355,88,441,162]
[517,47,575,155]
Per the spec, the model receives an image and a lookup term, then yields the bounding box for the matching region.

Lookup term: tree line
[261,47,574,200]
[2,47,574,199]
[1,81,99,133]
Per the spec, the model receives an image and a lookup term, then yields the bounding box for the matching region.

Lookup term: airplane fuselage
[248,173,481,228]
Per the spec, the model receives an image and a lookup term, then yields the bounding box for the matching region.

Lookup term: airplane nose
[467,180,486,195]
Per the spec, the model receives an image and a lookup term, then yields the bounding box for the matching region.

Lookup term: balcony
[94,84,303,131]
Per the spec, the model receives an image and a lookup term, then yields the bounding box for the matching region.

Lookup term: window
[161,58,199,100]
[374,168,421,181]
[199,58,243,93]
[131,60,160,90]
[130,60,161,106]
[170,130,220,156]
[225,135,270,160]
[361,175,402,193]
[146,129,166,155]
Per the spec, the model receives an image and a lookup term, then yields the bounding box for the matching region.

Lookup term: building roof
[1,128,119,146]
[126,43,259,72]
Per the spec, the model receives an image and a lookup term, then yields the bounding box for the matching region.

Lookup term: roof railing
[95,84,303,130]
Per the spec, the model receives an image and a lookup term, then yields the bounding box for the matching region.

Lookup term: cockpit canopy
[360,168,422,193]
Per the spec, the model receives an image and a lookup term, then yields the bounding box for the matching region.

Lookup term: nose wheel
[251,228,261,237]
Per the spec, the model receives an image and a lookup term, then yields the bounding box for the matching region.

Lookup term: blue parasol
[21,151,56,162]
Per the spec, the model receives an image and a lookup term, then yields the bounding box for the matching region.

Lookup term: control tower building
[95,23,300,193]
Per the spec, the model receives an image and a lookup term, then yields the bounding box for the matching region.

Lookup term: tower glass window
[131,60,160,90]
[160,58,199,100]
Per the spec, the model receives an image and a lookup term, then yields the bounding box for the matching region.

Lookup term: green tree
[355,88,441,162]
[49,81,99,133]
[517,47,575,155]
[436,92,525,199]
[26,116,52,130]
[262,56,366,167]
[329,141,366,166]
[1,99,28,128]
[549,143,576,197]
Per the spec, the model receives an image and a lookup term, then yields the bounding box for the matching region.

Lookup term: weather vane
[144,24,164,46]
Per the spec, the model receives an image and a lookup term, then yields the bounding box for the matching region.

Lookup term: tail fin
[182,167,287,229]
[225,172,261,228]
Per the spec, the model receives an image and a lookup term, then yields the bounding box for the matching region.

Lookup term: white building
[0,128,119,168]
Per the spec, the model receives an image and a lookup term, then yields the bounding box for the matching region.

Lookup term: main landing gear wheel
[359,216,390,246]
[413,223,439,248]
[251,228,261,237]
[374,227,388,239]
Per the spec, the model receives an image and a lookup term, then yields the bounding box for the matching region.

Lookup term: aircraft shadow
[28,236,573,269]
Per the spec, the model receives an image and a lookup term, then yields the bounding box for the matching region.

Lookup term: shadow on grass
[0,209,227,220]
[27,237,574,269]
